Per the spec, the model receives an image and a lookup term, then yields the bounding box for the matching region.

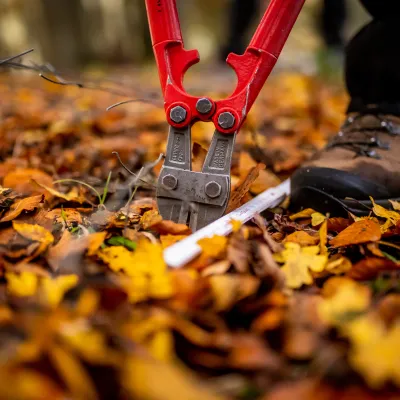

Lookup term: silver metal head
[218,112,235,129]
[170,106,187,124]
[196,98,213,114]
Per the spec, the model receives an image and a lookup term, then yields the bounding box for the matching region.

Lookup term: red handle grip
[249,0,305,57]
[145,0,183,46]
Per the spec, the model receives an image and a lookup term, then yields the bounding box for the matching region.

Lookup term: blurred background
[0,0,370,75]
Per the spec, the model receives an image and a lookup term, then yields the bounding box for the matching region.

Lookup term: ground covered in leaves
[0,70,399,400]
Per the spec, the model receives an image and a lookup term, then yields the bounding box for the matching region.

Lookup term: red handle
[249,0,305,57]
[145,0,183,46]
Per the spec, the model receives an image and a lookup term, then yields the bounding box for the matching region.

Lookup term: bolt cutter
[145,0,305,231]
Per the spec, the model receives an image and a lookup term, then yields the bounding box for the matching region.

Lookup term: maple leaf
[40,275,79,308]
[318,279,370,326]
[274,243,327,289]
[347,316,400,388]
[5,271,39,297]
[197,235,228,259]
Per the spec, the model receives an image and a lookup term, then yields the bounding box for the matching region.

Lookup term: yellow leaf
[13,221,54,250]
[319,219,328,255]
[230,219,242,233]
[87,232,107,256]
[290,208,316,221]
[6,271,39,297]
[33,180,86,203]
[147,330,174,362]
[99,241,173,303]
[123,356,223,400]
[318,280,370,326]
[325,255,352,275]
[370,197,400,232]
[197,235,228,259]
[48,344,98,400]
[389,199,400,211]
[347,317,400,388]
[274,242,327,289]
[98,246,135,273]
[160,235,187,249]
[40,275,79,308]
[311,212,326,227]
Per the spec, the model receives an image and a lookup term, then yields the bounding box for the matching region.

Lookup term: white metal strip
[164,179,290,268]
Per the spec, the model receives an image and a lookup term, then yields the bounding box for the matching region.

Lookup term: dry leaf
[198,235,228,259]
[347,257,400,280]
[140,210,191,235]
[311,212,326,227]
[3,168,53,196]
[284,231,319,247]
[227,163,265,213]
[330,219,381,248]
[370,197,400,233]
[290,208,316,221]
[274,243,327,289]
[1,194,44,222]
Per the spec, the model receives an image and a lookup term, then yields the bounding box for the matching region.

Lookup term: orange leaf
[347,257,400,281]
[140,210,191,235]
[284,231,319,247]
[1,195,44,222]
[227,163,265,213]
[330,219,381,248]
[3,168,53,196]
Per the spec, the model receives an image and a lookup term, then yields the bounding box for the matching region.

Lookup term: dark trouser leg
[220,0,259,60]
[346,4,400,113]
[320,0,347,49]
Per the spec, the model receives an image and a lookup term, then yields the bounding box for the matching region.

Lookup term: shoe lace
[327,114,400,159]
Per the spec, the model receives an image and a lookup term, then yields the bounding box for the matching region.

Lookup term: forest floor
[0,67,399,400]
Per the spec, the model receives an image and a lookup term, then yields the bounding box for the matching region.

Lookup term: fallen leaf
[347,316,400,389]
[40,275,79,308]
[3,168,53,196]
[274,243,327,289]
[290,208,316,221]
[33,181,86,203]
[160,234,187,249]
[198,235,228,259]
[330,219,381,248]
[1,195,44,222]
[284,231,319,247]
[370,197,400,233]
[347,257,400,280]
[311,212,326,227]
[227,163,266,213]
[140,210,191,235]
[5,271,39,297]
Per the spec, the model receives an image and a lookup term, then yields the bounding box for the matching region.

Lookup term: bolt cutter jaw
[145,0,305,230]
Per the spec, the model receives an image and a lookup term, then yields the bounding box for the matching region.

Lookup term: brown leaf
[253,214,284,253]
[284,231,319,247]
[253,242,286,287]
[192,142,208,172]
[1,195,44,222]
[227,232,250,273]
[327,217,351,233]
[347,257,400,280]
[330,219,382,248]
[3,168,53,196]
[140,210,191,235]
[227,163,265,213]
[228,334,283,371]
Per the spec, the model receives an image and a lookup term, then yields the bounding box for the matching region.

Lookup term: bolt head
[205,181,222,198]
[218,112,235,130]
[162,174,178,190]
[170,106,187,124]
[196,98,213,114]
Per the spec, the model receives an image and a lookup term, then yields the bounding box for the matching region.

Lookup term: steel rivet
[162,174,178,190]
[196,98,213,114]
[218,112,235,130]
[205,181,222,198]
[170,106,187,124]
